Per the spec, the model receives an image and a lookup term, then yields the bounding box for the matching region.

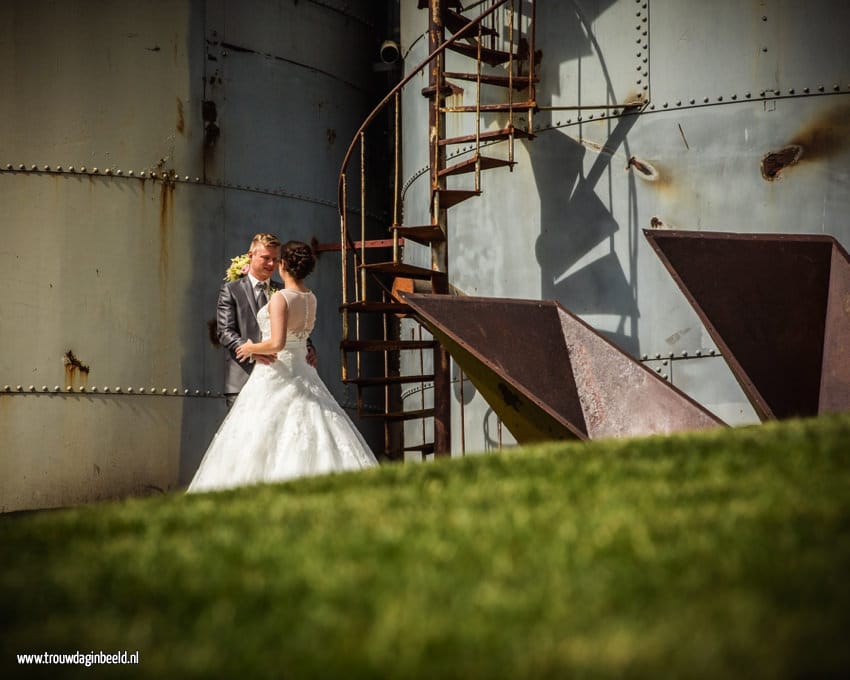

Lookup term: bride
[188,241,378,492]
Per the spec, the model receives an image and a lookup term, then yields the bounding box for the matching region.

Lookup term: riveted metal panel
[0,0,387,511]
[535,0,647,110]
[649,0,850,108]
[398,0,850,454]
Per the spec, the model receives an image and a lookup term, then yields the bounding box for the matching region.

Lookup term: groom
[217,232,316,407]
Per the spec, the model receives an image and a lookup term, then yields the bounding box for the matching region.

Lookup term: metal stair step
[435,188,481,209]
[340,301,410,314]
[361,408,436,421]
[343,374,435,386]
[404,442,435,454]
[444,9,499,37]
[444,71,537,90]
[448,41,517,66]
[361,261,438,278]
[439,154,515,178]
[342,340,437,352]
[443,100,536,114]
[440,126,533,147]
[418,0,460,8]
[390,224,445,245]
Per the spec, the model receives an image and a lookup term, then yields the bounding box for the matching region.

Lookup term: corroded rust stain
[627,155,671,191]
[63,350,90,388]
[761,145,802,180]
[790,104,850,164]
[159,178,174,279]
[627,155,657,179]
[762,104,850,180]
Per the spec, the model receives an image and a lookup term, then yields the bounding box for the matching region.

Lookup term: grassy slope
[2,415,850,679]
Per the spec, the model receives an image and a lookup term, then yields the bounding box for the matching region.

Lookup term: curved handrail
[336,0,511,221]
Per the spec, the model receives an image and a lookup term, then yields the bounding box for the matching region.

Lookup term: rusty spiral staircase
[337,0,537,459]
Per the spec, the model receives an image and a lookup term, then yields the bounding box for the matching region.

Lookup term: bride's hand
[235,341,254,362]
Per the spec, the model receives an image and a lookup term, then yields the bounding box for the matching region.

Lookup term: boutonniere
[224,253,250,282]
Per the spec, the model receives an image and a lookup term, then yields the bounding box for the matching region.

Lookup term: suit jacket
[217,276,277,394]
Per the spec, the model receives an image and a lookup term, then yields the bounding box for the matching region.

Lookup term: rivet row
[0,163,346,212]
[0,164,200,182]
[640,349,719,361]
[1,385,221,397]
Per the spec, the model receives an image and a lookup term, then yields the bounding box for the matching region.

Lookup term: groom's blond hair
[249,233,282,253]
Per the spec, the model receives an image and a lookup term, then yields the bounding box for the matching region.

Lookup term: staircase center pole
[429,0,452,456]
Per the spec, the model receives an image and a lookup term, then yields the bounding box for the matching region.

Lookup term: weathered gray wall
[0,0,385,511]
[398,0,850,454]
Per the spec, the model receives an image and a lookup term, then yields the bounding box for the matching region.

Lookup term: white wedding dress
[188,288,378,493]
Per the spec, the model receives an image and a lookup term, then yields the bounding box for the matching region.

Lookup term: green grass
[2,415,850,679]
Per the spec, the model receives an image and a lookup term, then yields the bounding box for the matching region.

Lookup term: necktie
[256,282,268,308]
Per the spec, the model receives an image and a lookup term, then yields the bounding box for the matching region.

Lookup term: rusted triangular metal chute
[644,229,850,419]
[402,294,724,444]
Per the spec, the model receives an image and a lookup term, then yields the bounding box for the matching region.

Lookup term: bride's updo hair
[281,240,316,280]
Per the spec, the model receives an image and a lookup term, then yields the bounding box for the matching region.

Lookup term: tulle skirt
[188,339,378,493]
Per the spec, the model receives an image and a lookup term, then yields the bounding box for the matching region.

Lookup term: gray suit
[217,276,271,398]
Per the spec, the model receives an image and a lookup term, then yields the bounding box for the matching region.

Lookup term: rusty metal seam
[1,386,221,397]
[0,165,385,217]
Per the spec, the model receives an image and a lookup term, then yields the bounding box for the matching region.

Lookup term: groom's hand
[254,354,277,365]
[306,345,317,368]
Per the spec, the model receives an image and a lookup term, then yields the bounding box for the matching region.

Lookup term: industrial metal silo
[0,0,390,512]
[388,0,850,455]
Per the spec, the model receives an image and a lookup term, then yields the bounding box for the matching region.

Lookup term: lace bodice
[257,289,316,342]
